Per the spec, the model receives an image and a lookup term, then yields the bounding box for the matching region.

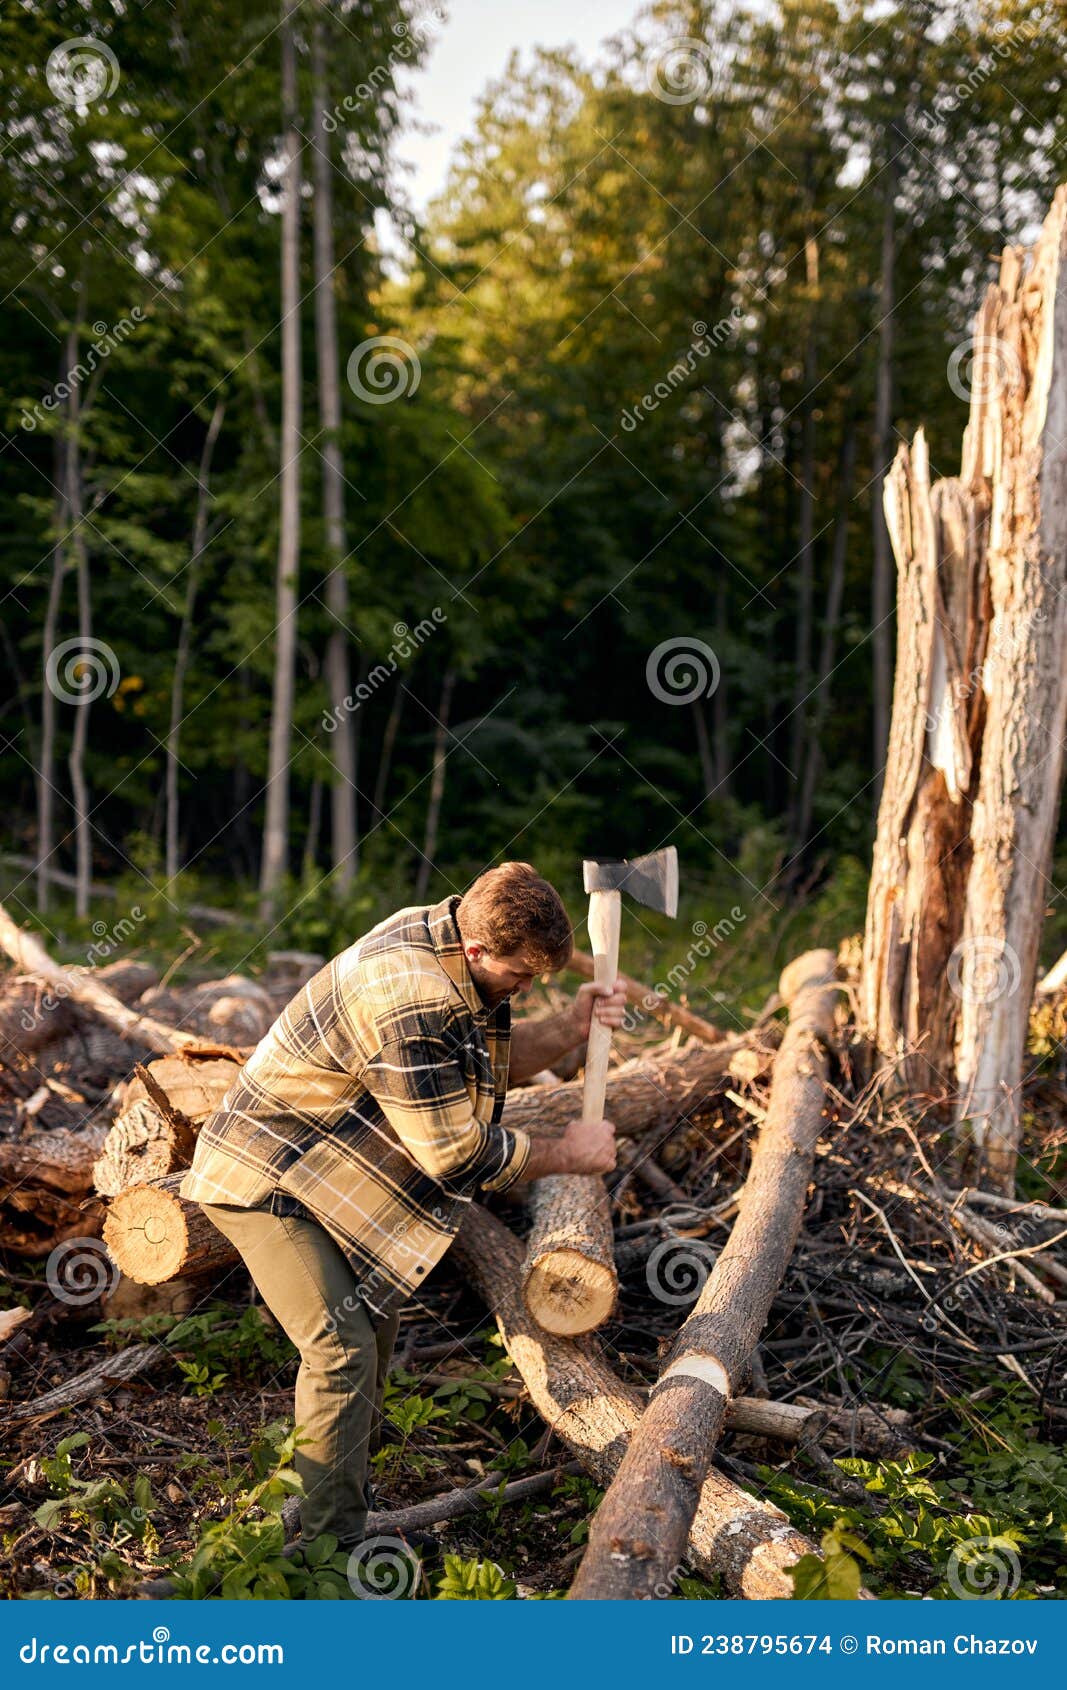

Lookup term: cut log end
[523,1247,617,1335]
[102,1182,192,1284]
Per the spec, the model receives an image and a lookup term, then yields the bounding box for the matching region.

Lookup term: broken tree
[862,186,1067,1192]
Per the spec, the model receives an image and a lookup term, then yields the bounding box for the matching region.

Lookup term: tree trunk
[103,1173,238,1284]
[861,188,1067,1191]
[64,322,92,921]
[795,422,857,846]
[166,399,225,883]
[371,682,405,821]
[259,4,303,917]
[414,668,455,901]
[570,950,839,1600]
[789,230,819,818]
[311,9,357,889]
[37,414,68,917]
[454,1204,823,1600]
[522,1173,616,1336]
[871,145,898,799]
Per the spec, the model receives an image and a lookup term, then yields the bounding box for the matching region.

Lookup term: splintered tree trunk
[454,1204,822,1600]
[570,950,839,1601]
[103,1174,237,1284]
[259,4,303,917]
[862,187,1067,1191]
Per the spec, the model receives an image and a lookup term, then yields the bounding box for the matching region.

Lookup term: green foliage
[33,1434,156,1543]
[166,1422,353,1599]
[92,1302,296,1395]
[766,1389,1067,1598]
[788,1525,871,1600]
[432,1554,517,1601]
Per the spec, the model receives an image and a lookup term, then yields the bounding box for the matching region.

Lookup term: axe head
[583,846,678,918]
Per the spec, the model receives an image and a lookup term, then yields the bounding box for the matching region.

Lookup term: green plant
[432,1554,516,1600]
[33,1434,156,1543]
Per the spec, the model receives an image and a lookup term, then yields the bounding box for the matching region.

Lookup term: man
[181,862,623,1554]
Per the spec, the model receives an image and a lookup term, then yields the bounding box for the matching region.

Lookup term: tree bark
[871,145,898,799]
[259,3,303,917]
[570,949,839,1600]
[522,1173,616,1335]
[454,1204,822,1600]
[102,1173,238,1285]
[311,8,357,888]
[861,188,1067,1190]
[166,399,225,883]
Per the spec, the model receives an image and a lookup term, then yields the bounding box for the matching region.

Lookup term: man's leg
[200,1201,389,1549]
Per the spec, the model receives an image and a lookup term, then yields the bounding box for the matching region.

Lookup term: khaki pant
[201,1202,400,1550]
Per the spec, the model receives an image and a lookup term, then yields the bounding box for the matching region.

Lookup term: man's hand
[572,979,628,1042]
[519,1116,617,1181]
[560,1114,617,1174]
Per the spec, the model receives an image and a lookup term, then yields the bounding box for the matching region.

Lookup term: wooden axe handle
[581,889,621,1123]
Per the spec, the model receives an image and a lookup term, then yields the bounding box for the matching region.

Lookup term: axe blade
[583,846,678,917]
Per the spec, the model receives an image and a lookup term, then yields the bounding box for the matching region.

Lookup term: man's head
[456,862,573,1007]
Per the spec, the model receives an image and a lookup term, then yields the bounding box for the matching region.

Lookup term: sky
[393,0,647,213]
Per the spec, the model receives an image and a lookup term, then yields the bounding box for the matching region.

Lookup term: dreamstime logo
[946,1534,1022,1599]
[645,1237,716,1305]
[646,37,714,105]
[21,310,144,432]
[620,311,744,431]
[46,1237,120,1306]
[45,637,121,704]
[646,636,720,705]
[322,611,446,732]
[621,910,746,1035]
[346,335,421,404]
[346,1535,420,1599]
[46,38,120,107]
[321,7,446,128]
[947,937,1021,1005]
[19,907,145,1033]
[947,334,1022,404]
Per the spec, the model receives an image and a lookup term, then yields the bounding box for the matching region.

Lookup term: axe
[581,847,679,1122]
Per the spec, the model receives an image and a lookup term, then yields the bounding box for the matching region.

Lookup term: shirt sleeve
[360,1033,529,1194]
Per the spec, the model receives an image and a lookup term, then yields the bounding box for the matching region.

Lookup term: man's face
[463,940,542,1007]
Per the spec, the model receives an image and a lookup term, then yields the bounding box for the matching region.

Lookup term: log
[0,898,198,1055]
[454,1205,823,1600]
[102,1174,240,1284]
[94,1055,242,1195]
[522,1173,617,1335]
[5,1342,159,1424]
[570,949,841,1600]
[567,948,724,1045]
[0,1125,106,1194]
[500,1028,778,1142]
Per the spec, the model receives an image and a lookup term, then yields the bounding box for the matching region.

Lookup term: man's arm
[512,1116,617,1180]
[509,980,627,1083]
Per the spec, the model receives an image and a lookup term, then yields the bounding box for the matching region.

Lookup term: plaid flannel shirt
[180,895,530,1320]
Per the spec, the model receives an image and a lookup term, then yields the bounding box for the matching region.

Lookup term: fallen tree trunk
[522,1173,617,1335]
[0,899,198,1055]
[570,949,841,1600]
[102,1174,239,1285]
[500,1028,778,1141]
[454,1204,822,1600]
[0,1125,106,1194]
[567,948,724,1046]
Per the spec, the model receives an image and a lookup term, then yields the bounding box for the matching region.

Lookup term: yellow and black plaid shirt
[180,895,531,1320]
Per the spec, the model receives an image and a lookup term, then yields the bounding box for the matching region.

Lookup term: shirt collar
[426,894,492,1021]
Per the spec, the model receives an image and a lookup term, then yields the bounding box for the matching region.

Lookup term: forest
[3,0,1067,1609]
